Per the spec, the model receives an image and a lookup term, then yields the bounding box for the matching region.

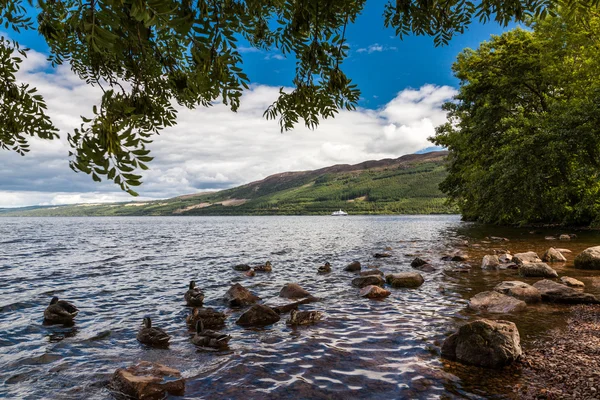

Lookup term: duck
[254,261,272,272]
[317,262,331,274]
[44,297,78,324]
[186,307,227,330]
[184,280,205,307]
[245,268,256,277]
[191,320,231,349]
[136,317,171,347]
[286,309,324,326]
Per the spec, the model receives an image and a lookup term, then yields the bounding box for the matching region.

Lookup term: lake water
[1,216,600,399]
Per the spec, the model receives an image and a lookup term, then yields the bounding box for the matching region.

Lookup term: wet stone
[110,361,185,400]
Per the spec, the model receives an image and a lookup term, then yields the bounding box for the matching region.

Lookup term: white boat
[331,209,348,216]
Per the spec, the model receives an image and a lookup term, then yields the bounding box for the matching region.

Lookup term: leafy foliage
[433,9,600,226]
[1,0,597,193]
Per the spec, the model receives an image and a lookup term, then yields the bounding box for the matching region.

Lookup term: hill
[1,151,457,216]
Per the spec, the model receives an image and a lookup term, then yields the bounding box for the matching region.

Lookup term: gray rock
[441,319,522,368]
[560,276,585,288]
[468,291,527,313]
[498,253,513,263]
[574,246,600,270]
[541,248,567,263]
[533,280,599,304]
[513,251,542,265]
[279,283,312,299]
[559,234,571,241]
[344,261,362,272]
[518,262,558,278]
[555,248,572,254]
[351,275,385,288]
[385,272,424,288]
[481,255,500,270]
[224,283,261,307]
[494,281,542,303]
[236,304,281,327]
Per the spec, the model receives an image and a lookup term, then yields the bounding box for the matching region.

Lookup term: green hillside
[1,151,457,216]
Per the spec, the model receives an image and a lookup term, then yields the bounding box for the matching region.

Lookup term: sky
[0,4,517,208]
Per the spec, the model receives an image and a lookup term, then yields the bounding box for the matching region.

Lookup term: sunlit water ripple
[1,215,600,399]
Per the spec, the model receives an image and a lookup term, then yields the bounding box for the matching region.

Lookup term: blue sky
[1,4,518,207]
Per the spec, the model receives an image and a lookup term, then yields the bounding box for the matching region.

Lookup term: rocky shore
[517,305,600,399]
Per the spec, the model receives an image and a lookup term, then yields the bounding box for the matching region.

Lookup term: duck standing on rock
[186,307,227,330]
[44,297,78,324]
[191,320,231,349]
[136,317,171,348]
[184,281,205,307]
[317,262,331,274]
[254,261,272,272]
[286,309,324,326]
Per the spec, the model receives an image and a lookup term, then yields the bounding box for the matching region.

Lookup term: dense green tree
[433,9,600,225]
[1,0,598,194]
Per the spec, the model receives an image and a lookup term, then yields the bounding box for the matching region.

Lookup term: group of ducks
[43,270,323,351]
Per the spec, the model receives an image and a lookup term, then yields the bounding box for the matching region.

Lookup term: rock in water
[533,280,599,304]
[110,361,185,399]
[559,234,571,241]
[413,263,437,273]
[359,285,391,299]
[468,291,527,313]
[236,304,281,327]
[344,261,361,272]
[541,248,567,262]
[359,269,384,276]
[410,257,428,268]
[441,319,522,368]
[224,283,260,307]
[279,283,312,299]
[233,264,251,271]
[513,252,542,265]
[498,253,513,263]
[351,275,385,288]
[574,246,600,269]
[373,253,392,258]
[481,255,500,270]
[385,272,424,288]
[518,262,558,278]
[494,281,542,303]
[560,276,585,288]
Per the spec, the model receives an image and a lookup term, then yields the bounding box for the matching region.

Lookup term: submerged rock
[344,261,361,272]
[574,246,600,270]
[441,319,522,368]
[493,281,542,303]
[224,283,260,308]
[352,275,385,288]
[560,276,585,288]
[110,361,185,400]
[374,253,392,258]
[410,257,428,268]
[236,304,281,327]
[533,280,599,304]
[279,283,312,299]
[359,269,384,276]
[359,285,391,299]
[541,248,567,263]
[413,263,437,273]
[519,262,558,278]
[513,252,542,265]
[385,272,424,288]
[481,255,500,270]
[468,291,527,313]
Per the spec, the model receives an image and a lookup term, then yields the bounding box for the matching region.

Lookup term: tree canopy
[433,9,600,226]
[1,0,598,194]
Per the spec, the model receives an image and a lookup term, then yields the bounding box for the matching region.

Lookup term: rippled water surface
[2,216,600,399]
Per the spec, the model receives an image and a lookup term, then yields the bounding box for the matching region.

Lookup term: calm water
[1,216,600,399]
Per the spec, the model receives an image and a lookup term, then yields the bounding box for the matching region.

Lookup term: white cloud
[356,43,397,54]
[0,48,456,208]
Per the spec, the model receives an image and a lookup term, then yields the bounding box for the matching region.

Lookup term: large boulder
[224,283,260,307]
[560,276,585,288]
[574,246,600,270]
[279,283,312,299]
[541,248,567,263]
[359,285,391,299]
[236,304,281,327]
[385,272,424,288]
[441,319,522,368]
[468,291,527,313]
[110,361,185,400]
[481,255,500,270]
[518,263,558,278]
[513,252,542,265]
[493,281,542,304]
[533,280,599,304]
[344,261,362,272]
[352,275,385,288]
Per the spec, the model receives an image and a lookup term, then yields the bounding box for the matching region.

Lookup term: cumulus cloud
[356,43,397,54]
[0,48,456,208]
